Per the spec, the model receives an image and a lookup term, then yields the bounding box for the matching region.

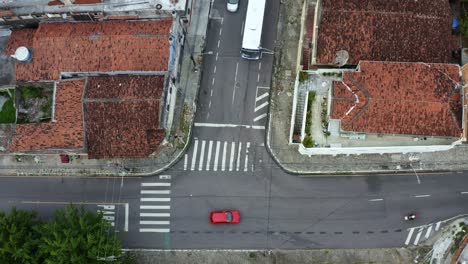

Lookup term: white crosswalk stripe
[139,180,171,233]
[253,87,270,123]
[184,140,253,172]
[97,205,116,227]
[404,221,445,246]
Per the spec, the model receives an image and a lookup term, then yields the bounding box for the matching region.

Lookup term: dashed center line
[414,194,431,198]
[368,198,383,202]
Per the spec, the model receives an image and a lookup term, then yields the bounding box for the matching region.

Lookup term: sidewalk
[266,0,468,175]
[0,1,211,176]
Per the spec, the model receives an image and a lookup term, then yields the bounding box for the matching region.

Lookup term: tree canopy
[0,205,122,264]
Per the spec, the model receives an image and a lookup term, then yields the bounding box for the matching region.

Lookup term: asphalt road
[0,0,466,251]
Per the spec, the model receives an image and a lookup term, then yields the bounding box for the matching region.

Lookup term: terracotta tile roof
[74,0,102,4]
[84,75,165,158]
[10,79,85,151]
[4,28,35,55]
[331,61,462,137]
[6,20,172,81]
[316,0,455,64]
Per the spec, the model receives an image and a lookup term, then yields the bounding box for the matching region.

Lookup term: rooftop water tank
[11,46,31,62]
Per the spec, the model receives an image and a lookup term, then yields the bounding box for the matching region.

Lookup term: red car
[210,210,240,224]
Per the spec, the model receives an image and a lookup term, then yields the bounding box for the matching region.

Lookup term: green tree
[0,207,41,264]
[39,204,121,264]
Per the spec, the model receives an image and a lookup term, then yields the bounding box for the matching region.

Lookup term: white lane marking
[253,113,267,122]
[232,62,239,105]
[414,194,431,198]
[254,102,269,112]
[98,205,115,210]
[104,216,115,221]
[259,62,262,70]
[190,139,199,171]
[194,123,265,129]
[221,141,227,171]
[241,20,244,36]
[413,228,424,245]
[139,228,170,233]
[124,203,129,232]
[221,17,224,24]
[256,92,269,102]
[435,221,441,231]
[208,101,212,108]
[425,225,433,239]
[140,198,171,202]
[159,175,171,180]
[210,89,213,97]
[198,140,206,171]
[216,52,219,61]
[461,192,468,194]
[141,183,171,187]
[236,142,242,171]
[141,190,171,195]
[212,77,215,85]
[257,86,270,89]
[244,142,250,172]
[206,140,213,171]
[214,65,217,74]
[368,198,383,202]
[214,141,220,171]
[140,205,170,210]
[184,154,187,170]
[217,39,220,48]
[219,28,222,36]
[140,221,170,225]
[98,210,115,215]
[229,142,235,171]
[405,228,415,245]
[257,73,260,82]
[140,213,170,217]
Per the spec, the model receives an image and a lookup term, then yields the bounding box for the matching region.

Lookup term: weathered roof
[10,79,85,151]
[5,20,172,81]
[331,61,462,137]
[316,0,456,64]
[84,75,165,158]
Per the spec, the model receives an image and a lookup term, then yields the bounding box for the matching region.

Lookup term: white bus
[241,0,266,60]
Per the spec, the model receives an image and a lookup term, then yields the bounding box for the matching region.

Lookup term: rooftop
[330,61,462,137]
[316,0,456,65]
[9,79,85,151]
[84,75,165,158]
[4,19,172,81]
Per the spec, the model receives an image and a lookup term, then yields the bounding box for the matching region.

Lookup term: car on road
[210,210,240,224]
[227,0,239,12]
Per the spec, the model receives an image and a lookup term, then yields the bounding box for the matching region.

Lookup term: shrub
[0,98,16,124]
[21,86,42,99]
[303,136,315,148]
[299,71,308,83]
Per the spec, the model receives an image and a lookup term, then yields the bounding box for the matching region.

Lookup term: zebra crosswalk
[139,181,171,233]
[405,221,443,245]
[253,86,270,123]
[184,139,252,172]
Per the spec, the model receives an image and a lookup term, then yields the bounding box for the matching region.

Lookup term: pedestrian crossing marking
[214,141,220,172]
[139,180,171,233]
[199,140,206,171]
[405,221,444,246]
[206,140,213,171]
[229,142,235,171]
[256,92,269,102]
[191,140,198,171]
[185,140,254,172]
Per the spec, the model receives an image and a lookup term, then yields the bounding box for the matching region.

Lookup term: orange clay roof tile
[331,61,462,137]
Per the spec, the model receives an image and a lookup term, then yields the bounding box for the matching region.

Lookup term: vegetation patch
[0,89,16,124]
[303,91,316,148]
[0,205,123,263]
[17,84,53,124]
[299,71,308,83]
[451,222,468,253]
